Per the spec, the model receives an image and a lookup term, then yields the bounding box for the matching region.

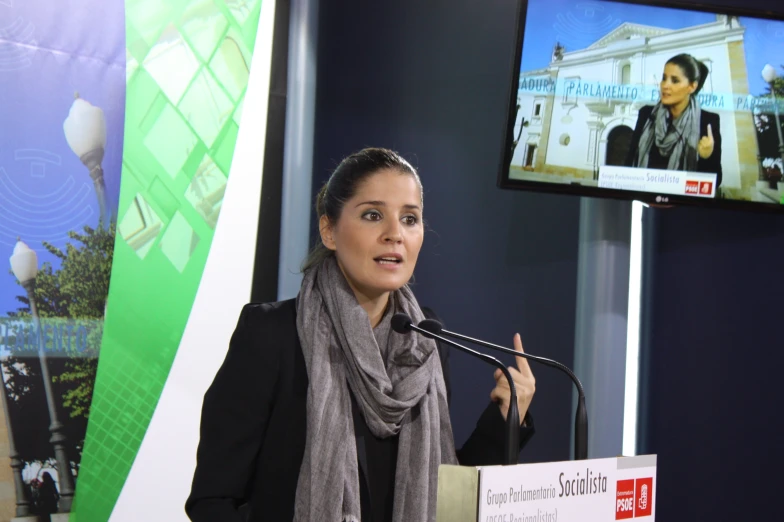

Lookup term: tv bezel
[497,0,784,213]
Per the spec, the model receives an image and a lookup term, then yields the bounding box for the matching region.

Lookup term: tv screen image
[500,0,784,211]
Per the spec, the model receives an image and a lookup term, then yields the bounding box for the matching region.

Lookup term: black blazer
[186,299,535,522]
[625,105,723,188]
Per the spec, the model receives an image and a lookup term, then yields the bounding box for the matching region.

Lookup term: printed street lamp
[64,93,109,226]
[9,239,76,513]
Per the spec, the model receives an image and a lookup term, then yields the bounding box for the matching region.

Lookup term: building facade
[511,15,760,200]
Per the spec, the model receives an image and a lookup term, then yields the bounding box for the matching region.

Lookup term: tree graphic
[2,224,115,467]
[753,64,784,179]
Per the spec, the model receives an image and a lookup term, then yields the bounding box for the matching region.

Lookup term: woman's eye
[363,210,382,221]
[402,215,419,226]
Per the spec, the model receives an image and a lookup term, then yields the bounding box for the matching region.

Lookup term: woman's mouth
[374,255,402,266]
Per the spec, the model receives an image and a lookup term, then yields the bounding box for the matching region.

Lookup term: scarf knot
[294,256,457,522]
[635,98,701,171]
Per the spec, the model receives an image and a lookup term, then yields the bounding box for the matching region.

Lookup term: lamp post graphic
[761,64,784,177]
[64,93,109,227]
[9,239,76,513]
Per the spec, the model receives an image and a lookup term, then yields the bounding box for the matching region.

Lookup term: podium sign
[437,455,657,522]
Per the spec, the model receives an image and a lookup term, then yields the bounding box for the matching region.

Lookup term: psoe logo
[615,478,653,519]
[685,180,700,194]
[615,479,635,520]
[699,181,713,195]
[635,478,653,517]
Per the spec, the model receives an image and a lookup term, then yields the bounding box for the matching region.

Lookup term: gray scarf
[636,97,701,171]
[294,256,457,522]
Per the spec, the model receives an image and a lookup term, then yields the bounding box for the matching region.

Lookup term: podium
[436,454,657,521]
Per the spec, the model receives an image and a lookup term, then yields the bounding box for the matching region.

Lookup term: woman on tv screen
[625,53,723,188]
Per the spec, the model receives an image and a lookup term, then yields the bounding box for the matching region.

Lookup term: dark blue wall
[639,205,784,520]
[312,0,579,464]
[313,0,784,518]
[634,1,784,520]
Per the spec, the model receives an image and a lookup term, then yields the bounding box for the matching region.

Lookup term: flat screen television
[498,0,784,212]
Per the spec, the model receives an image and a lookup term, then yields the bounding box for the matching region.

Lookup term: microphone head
[391,313,413,334]
[417,318,443,337]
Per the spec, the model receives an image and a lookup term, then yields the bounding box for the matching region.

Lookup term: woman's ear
[319,215,336,251]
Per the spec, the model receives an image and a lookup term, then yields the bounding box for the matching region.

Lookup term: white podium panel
[437,455,657,522]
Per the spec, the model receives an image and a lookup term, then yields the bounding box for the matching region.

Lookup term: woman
[625,53,723,188]
[185,148,536,522]
[35,472,60,516]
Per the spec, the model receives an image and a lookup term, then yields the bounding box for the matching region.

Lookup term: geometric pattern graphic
[71,1,261,519]
[0,152,95,249]
[118,194,163,259]
[159,211,200,273]
[551,2,621,51]
[0,11,36,72]
[184,154,227,229]
[118,194,161,259]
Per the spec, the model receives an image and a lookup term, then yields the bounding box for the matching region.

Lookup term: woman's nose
[383,221,403,243]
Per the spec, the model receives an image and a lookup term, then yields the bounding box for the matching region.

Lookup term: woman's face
[320,169,424,302]
[659,63,697,107]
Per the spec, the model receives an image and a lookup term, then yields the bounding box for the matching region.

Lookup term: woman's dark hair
[302,148,422,271]
[666,53,710,95]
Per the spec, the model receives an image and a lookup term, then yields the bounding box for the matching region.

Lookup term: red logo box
[685,180,699,194]
[699,181,713,195]
[635,478,653,518]
[616,479,635,520]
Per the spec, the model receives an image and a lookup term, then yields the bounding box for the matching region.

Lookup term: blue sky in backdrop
[0,0,125,318]
[520,0,784,97]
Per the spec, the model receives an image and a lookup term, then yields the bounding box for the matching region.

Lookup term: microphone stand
[420,320,588,461]
[396,320,521,465]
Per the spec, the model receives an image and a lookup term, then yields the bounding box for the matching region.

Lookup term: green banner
[72,1,262,520]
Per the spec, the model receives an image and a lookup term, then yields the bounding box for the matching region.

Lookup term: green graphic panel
[72,1,261,520]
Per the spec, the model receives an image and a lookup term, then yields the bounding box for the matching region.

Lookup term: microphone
[391,313,521,466]
[418,319,588,461]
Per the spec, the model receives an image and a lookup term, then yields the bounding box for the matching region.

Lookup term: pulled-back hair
[302,148,422,272]
[667,53,710,95]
